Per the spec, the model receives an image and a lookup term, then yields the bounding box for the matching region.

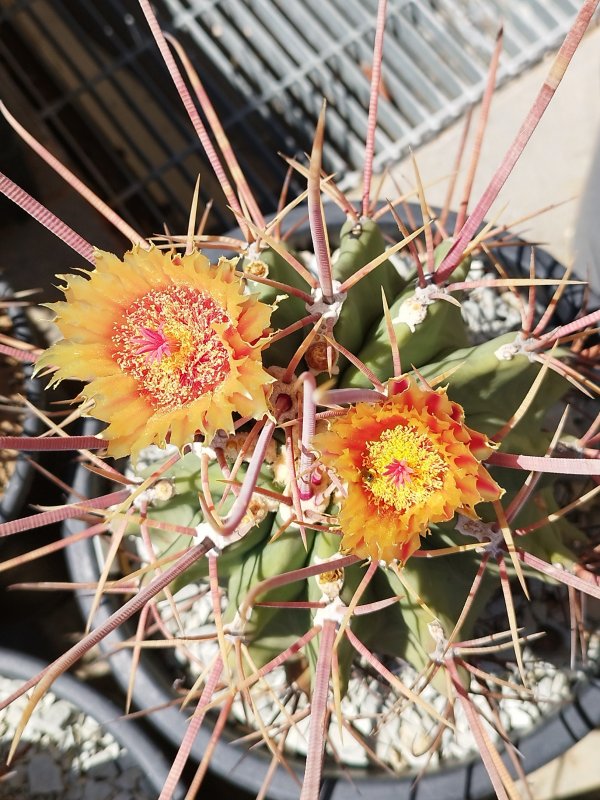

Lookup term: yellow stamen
[112,285,231,411]
[365,425,447,512]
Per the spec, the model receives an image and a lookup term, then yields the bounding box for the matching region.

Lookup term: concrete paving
[378,23,600,296]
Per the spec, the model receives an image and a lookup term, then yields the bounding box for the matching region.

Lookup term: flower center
[132,325,173,363]
[363,424,447,512]
[112,286,231,411]
[383,458,414,486]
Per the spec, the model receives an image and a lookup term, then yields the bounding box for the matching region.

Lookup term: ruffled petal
[314,378,503,565]
[37,247,274,458]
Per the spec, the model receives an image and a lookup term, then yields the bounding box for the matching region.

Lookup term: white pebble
[39,698,72,729]
[85,753,119,780]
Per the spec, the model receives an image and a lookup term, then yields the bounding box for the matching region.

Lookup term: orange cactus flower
[313,377,503,564]
[37,247,274,458]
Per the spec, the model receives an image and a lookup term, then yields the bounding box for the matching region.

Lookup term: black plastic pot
[62,207,599,799]
[63,445,600,800]
[0,647,185,799]
[0,280,44,523]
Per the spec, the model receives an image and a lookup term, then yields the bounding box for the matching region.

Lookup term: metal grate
[0,0,294,234]
[0,0,593,234]
[165,0,592,178]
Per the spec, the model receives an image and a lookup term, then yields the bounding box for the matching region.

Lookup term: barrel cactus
[1,2,599,799]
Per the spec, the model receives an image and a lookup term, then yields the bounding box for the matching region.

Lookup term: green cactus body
[332,218,406,357]
[245,246,308,367]
[305,530,351,690]
[383,541,495,694]
[116,453,207,560]
[340,248,470,388]
[172,515,276,594]
[223,517,315,668]
[126,453,278,588]
[420,332,569,435]
[348,567,411,669]
[507,487,587,568]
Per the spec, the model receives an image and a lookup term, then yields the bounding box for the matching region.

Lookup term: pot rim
[0,645,186,799]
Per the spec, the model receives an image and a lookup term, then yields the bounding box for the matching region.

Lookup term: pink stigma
[384,459,414,487]
[132,325,171,364]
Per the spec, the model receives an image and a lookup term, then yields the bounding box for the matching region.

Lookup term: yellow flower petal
[39,246,275,457]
